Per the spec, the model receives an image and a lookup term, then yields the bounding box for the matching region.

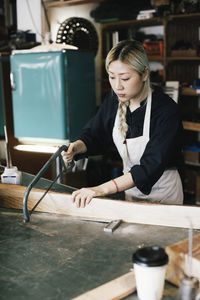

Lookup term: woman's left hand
[71,188,96,208]
[71,173,134,208]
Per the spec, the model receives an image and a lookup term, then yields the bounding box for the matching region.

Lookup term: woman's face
[108,60,147,103]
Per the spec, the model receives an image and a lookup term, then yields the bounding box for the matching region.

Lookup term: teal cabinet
[10,50,96,143]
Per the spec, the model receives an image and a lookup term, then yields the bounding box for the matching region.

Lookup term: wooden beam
[1,184,200,229]
[71,271,136,300]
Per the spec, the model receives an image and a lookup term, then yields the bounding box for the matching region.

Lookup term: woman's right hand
[61,140,87,167]
[62,143,76,166]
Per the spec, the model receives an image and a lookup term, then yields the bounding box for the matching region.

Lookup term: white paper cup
[132,246,168,300]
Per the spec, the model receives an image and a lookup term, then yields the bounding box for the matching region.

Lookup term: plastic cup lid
[132,246,168,267]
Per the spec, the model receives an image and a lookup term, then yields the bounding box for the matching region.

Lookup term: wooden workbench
[0,171,200,299]
[0,208,192,300]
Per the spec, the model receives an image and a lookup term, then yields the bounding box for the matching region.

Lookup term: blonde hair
[106,40,150,141]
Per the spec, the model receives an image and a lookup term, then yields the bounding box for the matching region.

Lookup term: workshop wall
[17,0,42,42]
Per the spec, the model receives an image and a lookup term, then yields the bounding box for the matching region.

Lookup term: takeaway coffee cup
[132,246,168,300]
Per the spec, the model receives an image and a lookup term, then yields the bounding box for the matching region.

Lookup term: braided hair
[105,40,151,141]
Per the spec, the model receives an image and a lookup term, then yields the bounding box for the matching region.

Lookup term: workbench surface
[0,208,196,300]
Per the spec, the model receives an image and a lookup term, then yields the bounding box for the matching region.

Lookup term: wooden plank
[1,184,200,229]
[183,121,200,132]
[166,234,200,286]
[71,271,136,300]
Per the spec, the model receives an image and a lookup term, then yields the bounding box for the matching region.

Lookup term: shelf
[185,160,200,167]
[167,12,200,22]
[99,13,200,29]
[167,56,200,61]
[100,17,164,29]
[183,121,200,132]
[181,87,200,96]
[45,0,103,8]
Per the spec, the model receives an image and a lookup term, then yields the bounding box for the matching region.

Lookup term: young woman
[62,39,184,208]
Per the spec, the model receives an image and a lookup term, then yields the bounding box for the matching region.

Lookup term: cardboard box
[184,149,200,163]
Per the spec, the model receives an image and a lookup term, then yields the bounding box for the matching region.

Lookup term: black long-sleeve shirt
[78,87,183,195]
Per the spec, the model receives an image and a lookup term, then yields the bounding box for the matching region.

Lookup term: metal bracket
[104,220,122,233]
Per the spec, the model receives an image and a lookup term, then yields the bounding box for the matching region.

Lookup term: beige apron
[112,90,183,204]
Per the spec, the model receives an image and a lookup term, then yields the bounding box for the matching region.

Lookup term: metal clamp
[23,144,74,223]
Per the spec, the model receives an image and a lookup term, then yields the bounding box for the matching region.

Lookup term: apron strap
[142,90,152,139]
